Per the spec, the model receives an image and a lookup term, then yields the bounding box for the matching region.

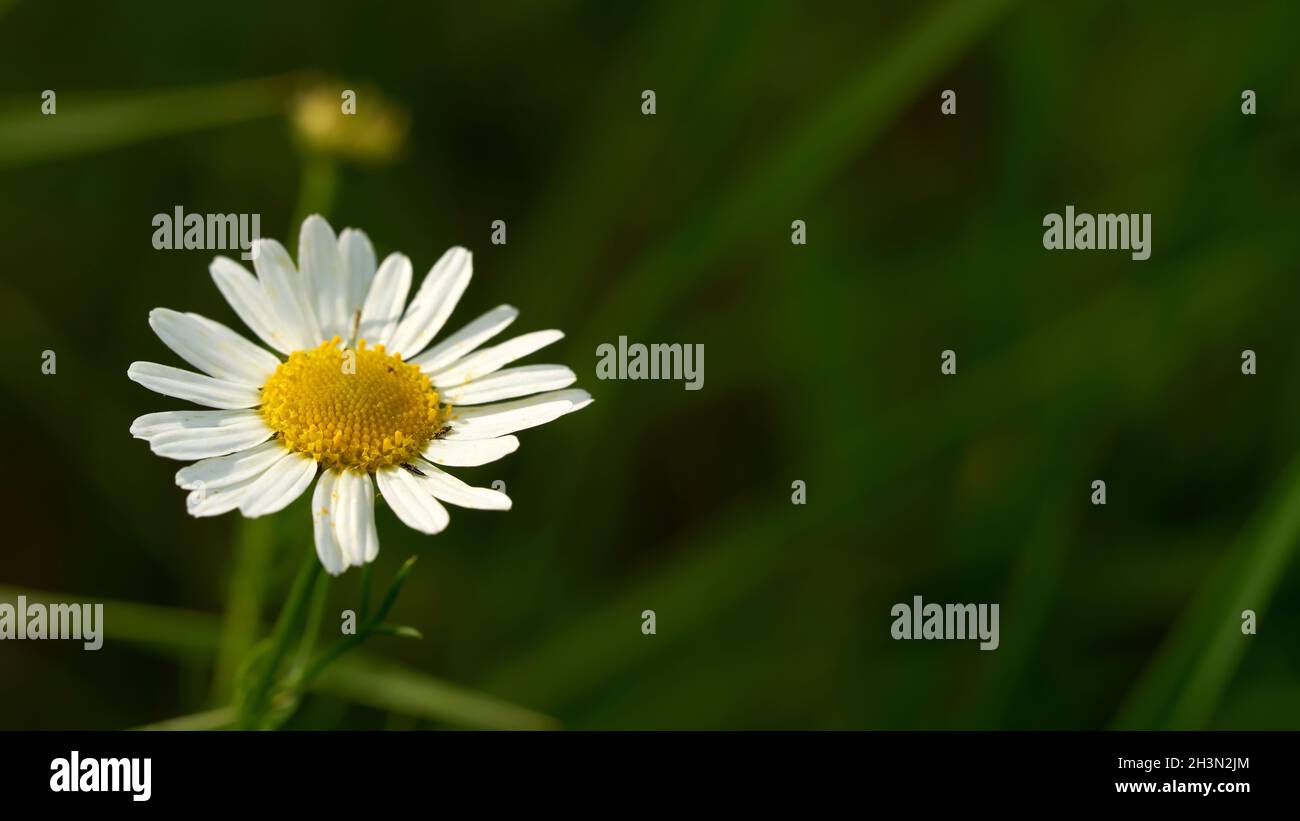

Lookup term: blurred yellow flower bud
[290,82,409,164]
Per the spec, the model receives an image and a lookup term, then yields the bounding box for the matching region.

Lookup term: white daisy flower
[129,215,591,575]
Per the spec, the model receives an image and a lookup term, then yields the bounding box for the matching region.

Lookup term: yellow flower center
[260,338,446,472]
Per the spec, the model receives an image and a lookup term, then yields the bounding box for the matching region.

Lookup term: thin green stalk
[298,630,370,691]
[287,572,331,682]
[236,547,321,729]
[212,516,274,703]
[294,556,418,692]
[358,563,374,623]
[290,151,338,232]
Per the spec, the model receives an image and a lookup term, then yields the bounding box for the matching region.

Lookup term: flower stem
[298,630,368,690]
[293,556,419,692]
[212,516,274,703]
[236,546,320,729]
[358,563,374,623]
[290,150,337,231]
[287,571,330,681]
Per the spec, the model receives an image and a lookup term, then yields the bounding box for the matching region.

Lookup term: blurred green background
[2,0,1299,729]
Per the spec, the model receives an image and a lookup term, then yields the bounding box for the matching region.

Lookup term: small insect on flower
[129,215,590,574]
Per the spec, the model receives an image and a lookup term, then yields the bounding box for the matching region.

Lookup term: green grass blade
[0,584,548,729]
[135,707,236,731]
[581,0,1018,343]
[313,657,559,730]
[0,74,294,168]
[0,584,221,657]
[1112,449,1300,729]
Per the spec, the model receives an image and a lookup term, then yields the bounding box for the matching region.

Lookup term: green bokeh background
[1,0,1298,729]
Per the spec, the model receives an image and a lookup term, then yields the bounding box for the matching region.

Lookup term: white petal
[239,451,317,517]
[387,246,472,359]
[299,215,349,342]
[175,440,289,490]
[135,410,273,460]
[334,470,379,567]
[421,435,519,467]
[128,362,262,409]
[429,330,564,386]
[408,305,518,373]
[130,409,254,438]
[312,471,346,575]
[441,364,576,405]
[339,228,377,323]
[410,460,511,510]
[376,466,450,535]
[442,389,591,440]
[252,238,321,349]
[187,472,261,518]
[148,308,279,385]
[210,256,295,355]
[357,253,412,349]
